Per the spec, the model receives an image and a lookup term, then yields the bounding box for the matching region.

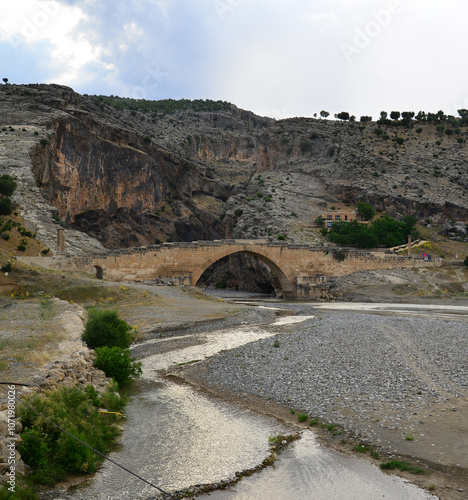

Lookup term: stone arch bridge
[19,239,438,298]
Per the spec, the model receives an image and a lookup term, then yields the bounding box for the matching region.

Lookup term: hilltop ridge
[1,84,467,250]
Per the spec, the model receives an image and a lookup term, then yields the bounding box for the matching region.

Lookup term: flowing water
[66,311,436,500]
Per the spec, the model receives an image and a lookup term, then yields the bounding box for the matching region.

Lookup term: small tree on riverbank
[82,309,135,348]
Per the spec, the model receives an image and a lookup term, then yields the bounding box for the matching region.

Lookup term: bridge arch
[91,264,105,280]
[192,249,294,296]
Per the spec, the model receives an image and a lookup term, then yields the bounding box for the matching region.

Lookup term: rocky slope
[1,83,467,287]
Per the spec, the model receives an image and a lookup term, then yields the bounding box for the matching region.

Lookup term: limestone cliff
[1,83,468,258]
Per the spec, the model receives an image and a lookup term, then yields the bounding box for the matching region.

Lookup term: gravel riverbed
[182,309,468,475]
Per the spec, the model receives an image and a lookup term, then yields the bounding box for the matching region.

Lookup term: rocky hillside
[1,84,467,286]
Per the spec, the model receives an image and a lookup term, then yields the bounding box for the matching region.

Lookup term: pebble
[187,312,468,441]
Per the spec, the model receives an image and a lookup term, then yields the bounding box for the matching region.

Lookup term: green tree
[356,202,375,221]
[314,215,325,226]
[0,197,12,215]
[0,174,17,196]
[335,111,350,121]
[401,111,415,127]
[390,111,401,121]
[320,110,329,119]
[81,309,134,349]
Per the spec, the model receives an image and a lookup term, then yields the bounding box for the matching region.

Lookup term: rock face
[1,83,468,286]
[441,220,468,240]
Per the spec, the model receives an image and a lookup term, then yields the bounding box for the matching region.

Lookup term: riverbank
[0,283,250,497]
[173,304,468,500]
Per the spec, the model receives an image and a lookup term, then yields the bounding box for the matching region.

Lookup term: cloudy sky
[1,0,467,119]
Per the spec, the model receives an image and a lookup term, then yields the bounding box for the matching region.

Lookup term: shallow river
[67,309,436,500]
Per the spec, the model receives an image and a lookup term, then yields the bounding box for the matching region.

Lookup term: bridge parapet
[16,239,440,299]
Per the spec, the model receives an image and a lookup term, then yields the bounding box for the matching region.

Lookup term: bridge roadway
[18,239,439,298]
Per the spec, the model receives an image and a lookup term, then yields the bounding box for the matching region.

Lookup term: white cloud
[307,11,342,29]
[0,0,101,86]
[1,0,468,119]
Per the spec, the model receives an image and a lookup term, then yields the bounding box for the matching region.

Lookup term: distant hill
[1,83,467,289]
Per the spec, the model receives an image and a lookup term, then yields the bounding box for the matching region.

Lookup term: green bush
[18,386,122,484]
[1,261,12,273]
[101,381,127,412]
[81,309,134,349]
[299,140,313,153]
[0,197,12,216]
[0,174,17,197]
[95,346,142,386]
[17,429,49,470]
[464,256,468,266]
[234,209,243,217]
[17,243,26,251]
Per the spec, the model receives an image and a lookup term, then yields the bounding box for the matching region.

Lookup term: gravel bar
[184,312,468,438]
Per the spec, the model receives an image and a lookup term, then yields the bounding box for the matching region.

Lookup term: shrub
[1,261,12,273]
[299,140,313,153]
[17,428,49,470]
[101,380,127,412]
[332,250,346,262]
[0,174,17,197]
[0,232,9,240]
[84,385,101,408]
[263,195,272,202]
[18,386,122,484]
[17,243,26,251]
[81,309,134,349]
[234,208,243,217]
[95,346,142,386]
[0,197,12,215]
[277,234,286,241]
[464,256,468,266]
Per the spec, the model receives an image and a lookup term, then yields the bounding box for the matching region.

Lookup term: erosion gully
[57,296,437,500]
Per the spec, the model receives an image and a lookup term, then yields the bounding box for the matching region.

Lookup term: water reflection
[69,379,290,499]
[198,433,437,500]
[68,315,436,500]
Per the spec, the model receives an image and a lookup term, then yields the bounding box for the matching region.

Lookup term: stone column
[57,228,65,255]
